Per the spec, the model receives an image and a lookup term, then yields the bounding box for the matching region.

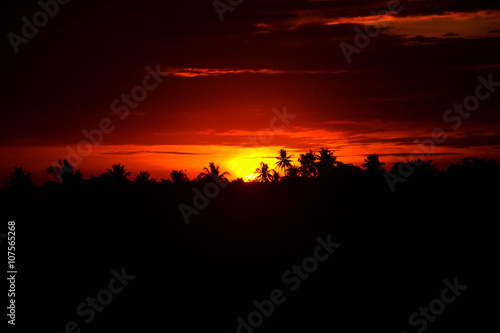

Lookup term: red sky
[1,0,500,184]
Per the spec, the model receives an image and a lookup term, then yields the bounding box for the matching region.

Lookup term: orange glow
[2,1,500,189]
[257,9,500,39]
[168,68,284,77]
[3,130,499,186]
[244,173,258,182]
[166,68,349,77]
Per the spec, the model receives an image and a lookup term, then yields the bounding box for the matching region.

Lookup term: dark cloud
[343,152,463,157]
[440,132,500,148]
[101,150,210,156]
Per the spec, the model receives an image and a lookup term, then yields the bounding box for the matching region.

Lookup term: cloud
[167,67,350,77]
[342,152,463,157]
[102,150,210,156]
[196,129,215,135]
[439,132,500,148]
[252,5,500,39]
[368,90,442,102]
[385,10,500,39]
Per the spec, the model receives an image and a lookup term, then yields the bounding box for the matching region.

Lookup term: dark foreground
[1,170,498,332]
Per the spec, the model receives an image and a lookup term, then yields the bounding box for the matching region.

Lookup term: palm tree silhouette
[317,148,337,178]
[5,167,34,188]
[135,171,155,184]
[298,149,318,178]
[255,162,275,182]
[447,156,499,181]
[199,162,230,183]
[362,154,385,172]
[106,164,132,182]
[270,169,280,182]
[286,165,300,179]
[170,170,189,183]
[46,159,81,185]
[275,149,294,177]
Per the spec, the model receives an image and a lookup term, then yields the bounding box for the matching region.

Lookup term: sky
[1,0,500,184]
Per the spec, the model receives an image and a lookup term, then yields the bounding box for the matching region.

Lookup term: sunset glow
[1,0,499,185]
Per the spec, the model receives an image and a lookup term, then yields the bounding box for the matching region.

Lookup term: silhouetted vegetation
[275,149,294,175]
[3,149,499,193]
[199,162,230,183]
[4,166,34,189]
[255,162,276,182]
[170,169,189,184]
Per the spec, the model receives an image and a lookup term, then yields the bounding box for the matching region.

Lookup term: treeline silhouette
[4,148,500,190]
[1,148,497,333]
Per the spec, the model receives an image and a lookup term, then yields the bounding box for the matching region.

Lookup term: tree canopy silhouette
[46,159,83,186]
[5,167,34,189]
[275,149,294,176]
[4,149,500,192]
[136,171,156,184]
[362,153,385,173]
[285,165,300,180]
[255,162,275,182]
[170,170,189,184]
[317,148,337,179]
[298,149,318,178]
[199,162,230,183]
[104,164,132,183]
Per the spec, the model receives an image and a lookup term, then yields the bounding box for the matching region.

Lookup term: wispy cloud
[102,150,210,156]
[255,9,500,39]
[166,67,350,77]
[387,10,500,39]
[342,152,463,158]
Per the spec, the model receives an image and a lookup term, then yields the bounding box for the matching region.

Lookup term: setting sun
[243,173,258,182]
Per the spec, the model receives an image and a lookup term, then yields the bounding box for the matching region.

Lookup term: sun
[243,173,258,182]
